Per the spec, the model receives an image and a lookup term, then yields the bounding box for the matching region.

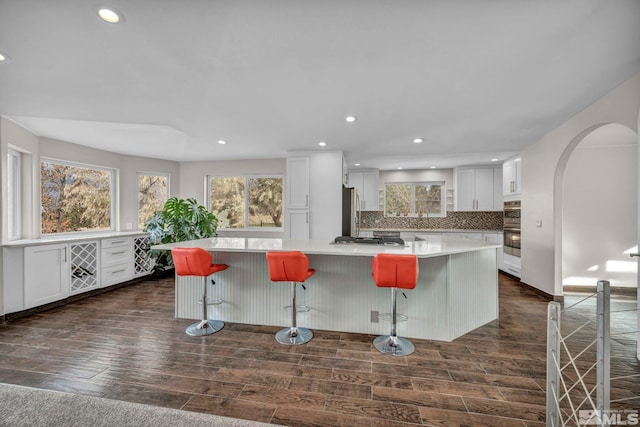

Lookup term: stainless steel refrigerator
[342,186,360,237]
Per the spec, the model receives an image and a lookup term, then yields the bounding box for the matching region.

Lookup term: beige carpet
[0,383,280,427]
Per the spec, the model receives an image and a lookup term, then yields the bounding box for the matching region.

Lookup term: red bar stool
[171,247,228,337]
[266,251,315,345]
[371,253,419,356]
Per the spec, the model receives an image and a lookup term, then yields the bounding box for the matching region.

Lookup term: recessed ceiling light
[98,8,121,24]
[491,158,499,162]
[413,138,423,144]
[397,167,403,170]
[430,166,437,169]
[217,140,227,145]
[318,141,327,147]
[354,163,361,166]
[345,116,357,123]
[0,51,9,62]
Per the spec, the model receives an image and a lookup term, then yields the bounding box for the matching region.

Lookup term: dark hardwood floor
[0,274,637,426]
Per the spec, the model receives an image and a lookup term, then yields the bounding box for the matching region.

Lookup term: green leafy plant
[143,197,219,277]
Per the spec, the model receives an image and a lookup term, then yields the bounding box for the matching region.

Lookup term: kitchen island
[152,235,500,341]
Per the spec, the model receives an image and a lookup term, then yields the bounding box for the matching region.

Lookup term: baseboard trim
[563,285,637,297]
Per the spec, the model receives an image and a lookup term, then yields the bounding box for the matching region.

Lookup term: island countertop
[151,234,500,258]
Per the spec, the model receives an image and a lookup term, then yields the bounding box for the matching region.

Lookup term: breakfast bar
[152,234,500,342]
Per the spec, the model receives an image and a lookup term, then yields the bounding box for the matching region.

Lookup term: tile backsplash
[360,210,503,230]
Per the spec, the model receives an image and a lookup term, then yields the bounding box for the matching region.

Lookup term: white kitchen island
[152,235,500,342]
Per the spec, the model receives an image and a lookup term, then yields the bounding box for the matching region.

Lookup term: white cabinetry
[70,241,99,294]
[454,166,502,211]
[286,210,310,240]
[101,237,134,287]
[286,156,310,239]
[347,170,379,211]
[503,156,521,196]
[24,244,70,309]
[133,236,153,277]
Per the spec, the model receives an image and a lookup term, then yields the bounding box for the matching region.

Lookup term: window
[8,149,21,240]
[208,175,283,229]
[41,159,115,234]
[137,173,169,228]
[384,181,445,217]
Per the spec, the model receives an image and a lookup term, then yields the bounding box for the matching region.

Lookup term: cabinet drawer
[101,237,133,249]
[101,246,133,267]
[101,264,133,286]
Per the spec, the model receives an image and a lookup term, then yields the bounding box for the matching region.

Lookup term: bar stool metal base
[275,327,313,345]
[186,319,224,337]
[373,335,415,356]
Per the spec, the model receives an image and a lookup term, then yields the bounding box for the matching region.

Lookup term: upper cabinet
[454,166,502,211]
[286,156,310,210]
[348,170,379,211]
[503,156,521,196]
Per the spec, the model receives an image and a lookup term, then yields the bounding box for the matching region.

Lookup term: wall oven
[503,200,521,257]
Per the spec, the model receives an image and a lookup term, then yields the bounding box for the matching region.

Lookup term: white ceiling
[1,0,639,170]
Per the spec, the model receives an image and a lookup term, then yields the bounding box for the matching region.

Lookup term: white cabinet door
[286,157,310,209]
[287,210,309,240]
[455,167,501,211]
[474,168,495,211]
[483,232,504,270]
[348,171,379,211]
[24,244,69,309]
[503,157,521,196]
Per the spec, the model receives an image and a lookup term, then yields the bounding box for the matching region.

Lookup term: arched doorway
[553,122,639,358]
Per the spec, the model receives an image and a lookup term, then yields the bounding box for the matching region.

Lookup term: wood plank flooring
[0,274,637,426]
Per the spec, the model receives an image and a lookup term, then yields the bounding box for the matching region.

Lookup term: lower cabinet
[24,244,70,309]
[101,237,134,287]
[4,233,151,315]
[70,241,100,294]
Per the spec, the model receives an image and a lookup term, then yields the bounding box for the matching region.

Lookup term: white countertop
[3,231,149,247]
[152,235,500,258]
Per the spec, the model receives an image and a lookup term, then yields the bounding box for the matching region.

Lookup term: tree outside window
[138,173,169,229]
[209,176,283,229]
[41,160,114,233]
[385,182,445,217]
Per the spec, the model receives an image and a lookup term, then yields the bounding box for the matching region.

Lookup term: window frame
[40,157,118,235]
[8,148,21,241]
[207,174,284,231]
[136,171,170,229]
[384,181,446,218]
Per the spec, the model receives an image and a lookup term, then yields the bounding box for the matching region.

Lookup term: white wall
[562,125,637,287]
[522,72,640,296]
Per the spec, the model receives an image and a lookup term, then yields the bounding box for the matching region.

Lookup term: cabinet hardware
[111,268,127,274]
[62,247,67,262]
[630,253,640,258]
[305,194,309,207]
[111,250,126,255]
[110,240,126,245]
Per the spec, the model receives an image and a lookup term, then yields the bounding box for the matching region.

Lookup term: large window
[8,149,21,240]
[384,181,445,217]
[208,175,283,229]
[41,159,115,234]
[137,173,169,228]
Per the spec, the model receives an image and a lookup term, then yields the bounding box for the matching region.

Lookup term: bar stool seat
[172,247,228,337]
[266,251,315,345]
[372,253,418,356]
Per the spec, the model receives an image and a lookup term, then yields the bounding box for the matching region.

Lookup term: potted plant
[143,197,219,277]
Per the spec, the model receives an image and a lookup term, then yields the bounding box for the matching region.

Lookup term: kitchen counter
[3,231,148,247]
[153,235,499,342]
[360,228,503,233]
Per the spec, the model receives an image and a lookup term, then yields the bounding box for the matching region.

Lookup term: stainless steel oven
[503,200,521,257]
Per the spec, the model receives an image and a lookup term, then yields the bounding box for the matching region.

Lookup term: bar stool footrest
[284,305,311,313]
[373,335,415,356]
[186,319,224,336]
[275,327,313,345]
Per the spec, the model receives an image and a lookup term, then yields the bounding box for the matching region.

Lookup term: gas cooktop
[333,236,405,246]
